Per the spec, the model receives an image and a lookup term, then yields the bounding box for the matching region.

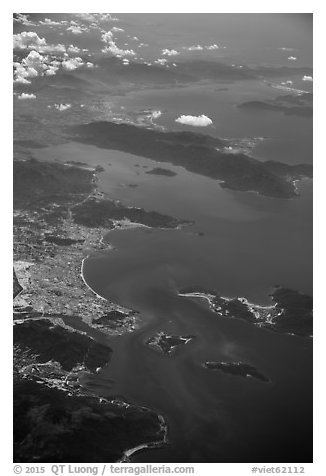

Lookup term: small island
[146,167,177,177]
[146,331,195,355]
[238,92,313,117]
[203,361,269,383]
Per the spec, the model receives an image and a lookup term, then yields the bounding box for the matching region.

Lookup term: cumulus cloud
[302,75,313,82]
[111,27,124,32]
[101,31,114,43]
[67,45,81,54]
[54,103,71,111]
[62,57,84,71]
[205,44,219,50]
[288,56,297,61]
[278,47,295,51]
[44,65,59,76]
[75,13,119,23]
[102,41,135,57]
[17,93,36,100]
[42,43,66,53]
[67,25,84,34]
[13,31,66,54]
[86,62,94,68]
[14,31,47,50]
[162,49,179,56]
[175,114,213,127]
[186,45,204,51]
[151,110,162,119]
[13,50,62,82]
[14,50,48,83]
[39,18,62,26]
[14,14,36,26]
[22,50,46,69]
[154,58,168,65]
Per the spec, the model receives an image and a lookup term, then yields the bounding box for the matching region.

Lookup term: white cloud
[162,49,179,56]
[288,56,297,61]
[122,59,129,65]
[13,51,47,83]
[41,43,66,54]
[302,75,313,82]
[67,45,81,54]
[278,47,295,52]
[205,44,219,50]
[14,75,31,84]
[54,103,71,111]
[86,62,94,68]
[14,31,47,50]
[175,114,213,127]
[151,110,162,119]
[75,13,119,23]
[13,50,63,82]
[67,24,87,34]
[44,65,59,76]
[281,80,294,86]
[13,31,66,55]
[14,14,36,26]
[39,18,62,26]
[101,31,114,43]
[62,57,84,71]
[154,58,168,65]
[111,27,124,32]
[186,45,203,51]
[102,42,135,57]
[17,93,36,100]
[22,50,46,69]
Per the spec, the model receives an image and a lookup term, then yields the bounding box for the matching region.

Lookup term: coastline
[118,414,168,463]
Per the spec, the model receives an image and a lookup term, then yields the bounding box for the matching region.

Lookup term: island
[179,286,313,337]
[203,361,269,383]
[146,167,177,177]
[238,92,313,117]
[68,121,312,198]
[146,331,195,355]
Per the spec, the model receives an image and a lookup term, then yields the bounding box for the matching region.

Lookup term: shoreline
[118,414,168,463]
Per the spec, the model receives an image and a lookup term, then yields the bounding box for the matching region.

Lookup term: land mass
[179,286,312,337]
[238,92,313,117]
[13,157,185,462]
[146,167,177,177]
[146,331,195,355]
[14,376,165,463]
[203,361,269,382]
[69,121,312,198]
